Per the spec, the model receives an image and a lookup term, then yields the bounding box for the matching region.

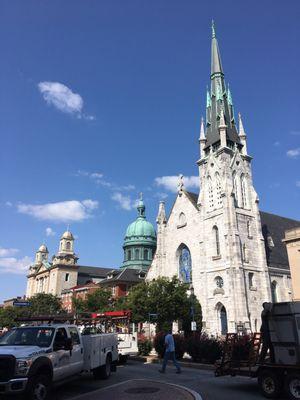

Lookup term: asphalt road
[5,360,287,400]
[48,360,286,400]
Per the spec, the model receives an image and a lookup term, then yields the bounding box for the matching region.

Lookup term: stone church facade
[147,24,299,335]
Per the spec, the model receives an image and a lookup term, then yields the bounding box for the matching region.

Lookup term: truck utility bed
[82,333,118,370]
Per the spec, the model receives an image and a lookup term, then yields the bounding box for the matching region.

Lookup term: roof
[61,282,99,294]
[100,268,146,285]
[260,211,300,270]
[78,265,113,277]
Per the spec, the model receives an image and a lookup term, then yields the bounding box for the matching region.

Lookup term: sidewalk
[70,379,202,400]
[131,354,215,371]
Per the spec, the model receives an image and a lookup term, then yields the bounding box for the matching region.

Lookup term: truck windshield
[0,327,55,347]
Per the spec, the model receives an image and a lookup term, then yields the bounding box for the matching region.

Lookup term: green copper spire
[206,88,211,108]
[204,23,240,150]
[227,84,233,106]
[137,192,145,218]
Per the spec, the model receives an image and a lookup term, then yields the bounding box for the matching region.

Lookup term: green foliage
[72,297,87,314]
[0,307,24,329]
[85,289,111,312]
[126,277,202,334]
[28,293,62,315]
[137,335,152,356]
[186,332,222,363]
[110,295,130,311]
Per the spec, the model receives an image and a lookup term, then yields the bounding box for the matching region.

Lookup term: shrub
[186,332,222,363]
[137,334,152,356]
[232,334,252,361]
[153,332,186,359]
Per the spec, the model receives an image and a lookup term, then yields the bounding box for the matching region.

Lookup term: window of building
[135,249,140,260]
[144,249,149,260]
[111,286,116,296]
[215,276,224,288]
[127,250,131,261]
[247,220,252,238]
[66,241,71,251]
[178,212,187,227]
[241,175,248,209]
[242,243,249,263]
[215,173,222,207]
[65,273,69,282]
[233,171,239,207]
[248,272,254,288]
[271,281,278,303]
[207,176,214,210]
[213,226,220,256]
[178,246,192,284]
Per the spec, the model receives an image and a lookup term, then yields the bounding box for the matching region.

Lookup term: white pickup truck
[0,324,118,400]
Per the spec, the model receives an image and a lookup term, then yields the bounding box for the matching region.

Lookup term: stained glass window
[179,246,192,283]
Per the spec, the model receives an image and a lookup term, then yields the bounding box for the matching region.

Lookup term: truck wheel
[101,354,112,379]
[93,354,112,380]
[258,370,283,399]
[26,374,51,400]
[284,374,300,399]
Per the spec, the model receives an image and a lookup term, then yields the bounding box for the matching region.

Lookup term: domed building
[121,195,156,272]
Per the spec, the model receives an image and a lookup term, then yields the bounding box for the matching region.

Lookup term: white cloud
[5,201,12,207]
[154,175,199,193]
[38,81,94,120]
[273,141,280,147]
[46,227,56,237]
[0,247,19,257]
[153,192,169,200]
[296,181,300,188]
[287,148,300,158]
[111,193,134,211]
[0,256,32,274]
[291,130,300,136]
[76,170,135,191]
[17,199,99,222]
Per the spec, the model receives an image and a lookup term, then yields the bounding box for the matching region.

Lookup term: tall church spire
[204,22,240,151]
[211,21,223,77]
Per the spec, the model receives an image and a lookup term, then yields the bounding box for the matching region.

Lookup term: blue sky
[1,0,300,302]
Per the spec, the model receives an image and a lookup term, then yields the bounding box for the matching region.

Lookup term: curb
[130,356,215,371]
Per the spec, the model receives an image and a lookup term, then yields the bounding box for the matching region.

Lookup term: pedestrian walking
[159,329,181,374]
[259,302,275,363]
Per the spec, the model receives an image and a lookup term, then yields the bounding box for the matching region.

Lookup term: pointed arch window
[213,226,220,257]
[271,281,278,303]
[232,171,239,207]
[241,175,248,209]
[178,245,192,283]
[207,176,214,210]
[215,172,222,207]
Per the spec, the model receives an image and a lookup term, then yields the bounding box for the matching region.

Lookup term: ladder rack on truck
[215,301,300,400]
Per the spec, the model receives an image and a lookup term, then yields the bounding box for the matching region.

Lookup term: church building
[26,230,111,298]
[147,24,300,335]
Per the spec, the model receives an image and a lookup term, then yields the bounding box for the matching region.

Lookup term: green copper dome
[122,195,156,271]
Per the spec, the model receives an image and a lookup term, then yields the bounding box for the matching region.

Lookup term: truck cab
[0,323,118,399]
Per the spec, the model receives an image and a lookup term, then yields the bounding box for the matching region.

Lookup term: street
[48,360,284,400]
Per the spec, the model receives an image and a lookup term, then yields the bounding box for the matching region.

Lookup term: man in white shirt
[159,329,181,373]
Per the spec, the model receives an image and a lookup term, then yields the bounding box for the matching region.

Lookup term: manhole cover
[125,387,160,394]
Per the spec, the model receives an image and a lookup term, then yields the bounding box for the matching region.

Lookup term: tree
[28,293,62,315]
[126,276,202,333]
[85,289,111,312]
[72,297,87,314]
[0,307,24,329]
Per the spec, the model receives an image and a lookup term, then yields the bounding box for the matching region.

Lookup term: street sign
[191,321,197,331]
[13,301,31,307]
